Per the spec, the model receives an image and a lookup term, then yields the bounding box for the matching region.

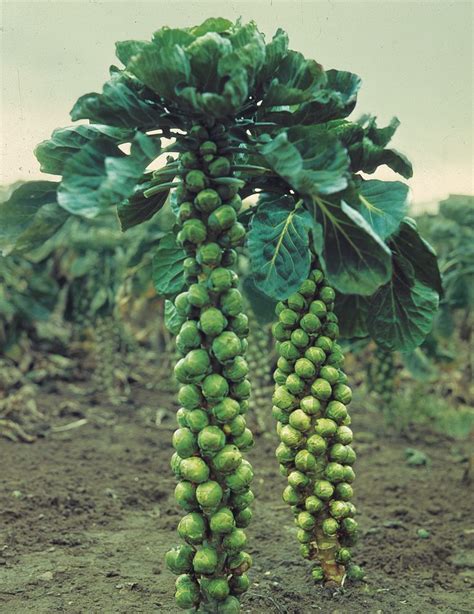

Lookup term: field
[1,351,473,614]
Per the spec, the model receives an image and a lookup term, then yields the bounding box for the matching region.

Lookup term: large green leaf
[70,69,165,129]
[259,126,350,197]
[367,259,439,352]
[152,232,186,297]
[247,195,313,300]
[0,181,68,255]
[353,179,410,240]
[58,133,161,218]
[334,293,369,339]
[242,275,278,324]
[348,137,413,179]
[311,199,392,295]
[392,218,443,295]
[35,124,133,175]
[118,182,169,231]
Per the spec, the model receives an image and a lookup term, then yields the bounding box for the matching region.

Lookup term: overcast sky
[1,1,473,209]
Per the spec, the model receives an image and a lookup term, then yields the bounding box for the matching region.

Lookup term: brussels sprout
[199,307,227,337]
[300,544,311,559]
[222,356,249,382]
[311,378,332,401]
[227,551,252,575]
[175,292,191,316]
[185,349,211,377]
[297,511,316,530]
[182,219,207,244]
[314,418,338,438]
[198,426,226,454]
[282,485,303,505]
[175,481,198,511]
[305,495,324,515]
[194,188,222,212]
[286,373,306,395]
[347,564,365,581]
[212,331,242,363]
[186,409,210,432]
[239,399,250,414]
[196,242,223,266]
[297,528,312,543]
[335,425,353,445]
[176,321,202,353]
[219,222,246,248]
[234,507,252,529]
[180,457,210,483]
[178,512,206,544]
[231,379,251,400]
[208,205,237,233]
[199,140,217,156]
[329,443,348,463]
[193,546,218,574]
[299,279,316,297]
[221,248,237,267]
[320,286,336,304]
[319,366,339,385]
[279,308,299,327]
[229,313,249,337]
[223,528,247,553]
[202,374,229,402]
[295,449,317,473]
[306,434,327,456]
[273,386,297,410]
[278,340,300,362]
[212,445,242,474]
[183,256,200,279]
[309,299,327,318]
[325,462,345,483]
[335,482,353,501]
[291,328,309,348]
[329,500,350,520]
[322,517,339,536]
[300,395,321,415]
[174,358,192,384]
[224,415,247,437]
[311,566,324,582]
[210,398,238,424]
[324,322,340,339]
[217,595,241,613]
[300,313,321,333]
[342,517,358,535]
[173,428,199,458]
[336,548,352,564]
[208,268,233,293]
[275,442,296,464]
[232,428,254,450]
[315,336,333,353]
[288,470,310,490]
[220,288,243,316]
[345,446,357,465]
[294,358,316,380]
[272,321,292,341]
[304,346,326,366]
[314,480,335,500]
[165,544,195,574]
[310,268,324,284]
[180,150,199,168]
[229,489,254,512]
[196,480,223,510]
[343,466,356,483]
[210,507,235,534]
[176,408,189,429]
[187,283,210,308]
[229,573,250,594]
[285,292,305,311]
[186,170,209,193]
[273,368,288,385]
[288,409,312,432]
[279,424,303,448]
[225,460,254,492]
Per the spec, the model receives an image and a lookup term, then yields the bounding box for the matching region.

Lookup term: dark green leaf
[115,40,149,66]
[353,179,410,240]
[0,181,68,255]
[391,219,443,295]
[190,17,233,36]
[357,115,401,147]
[349,137,413,179]
[35,124,133,175]
[152,232,186,297]
[259,126,350,197]
[242,276,277,324]
[367,257,439,352]
[248,194,313,300]
[118,183,169,231]
[311,199,392,295]
[334,293,369,338]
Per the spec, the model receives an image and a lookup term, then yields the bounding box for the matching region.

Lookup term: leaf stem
[143,182,177,198]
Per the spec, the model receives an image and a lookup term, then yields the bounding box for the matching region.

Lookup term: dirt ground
[1,367,473,614]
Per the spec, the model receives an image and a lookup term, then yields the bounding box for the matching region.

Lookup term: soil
[1,367,473,614]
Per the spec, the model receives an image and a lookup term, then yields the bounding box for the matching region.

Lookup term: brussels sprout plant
[0,16,442,608]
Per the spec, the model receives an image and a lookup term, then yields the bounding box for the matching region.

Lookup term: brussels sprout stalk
[272,258,359,586]
[168,122,254,613]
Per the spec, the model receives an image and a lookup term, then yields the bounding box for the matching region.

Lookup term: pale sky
[1,1,473,210]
